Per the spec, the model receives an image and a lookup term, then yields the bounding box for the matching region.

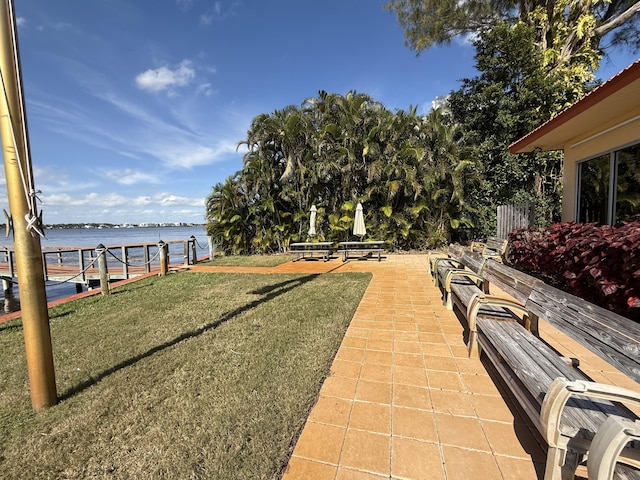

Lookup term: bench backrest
[483,259,542,305]
[485,237,507,254]
[460,251,487,275]
[525,282,640,383]
[472,256,640,383]
[447,244,466,262]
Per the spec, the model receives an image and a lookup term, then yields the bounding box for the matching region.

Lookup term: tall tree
[385,0,640,77]
[448,22,566,235]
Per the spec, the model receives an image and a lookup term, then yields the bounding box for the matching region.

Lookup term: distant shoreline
[40,223,205,230]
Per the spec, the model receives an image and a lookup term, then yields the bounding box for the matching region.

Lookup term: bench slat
[460,251,486,274]
[450,282,518,321]
[448,244,466,261]
[526,283,640,383]
[482,260,543,305]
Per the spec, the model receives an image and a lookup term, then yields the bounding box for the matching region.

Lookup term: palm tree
[206,175,252,254]
[422,107,479,244]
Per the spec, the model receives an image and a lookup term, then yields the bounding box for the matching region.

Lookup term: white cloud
[135,60,195,93]
[200,2,222,25]
[103,169,162,185]
[41,191,203,208]
[454,31,478,46]
[32,166,100,194]
[31,90,243,171]
[159,194,203,207]
[26,55,245,185]
[41,192,140,207]
[150,139,238,169]
[16,17,27,27]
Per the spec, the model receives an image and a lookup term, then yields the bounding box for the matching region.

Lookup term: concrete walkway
[191,253,638,480]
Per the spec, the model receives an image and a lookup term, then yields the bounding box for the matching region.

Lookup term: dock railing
[0,237,201,286]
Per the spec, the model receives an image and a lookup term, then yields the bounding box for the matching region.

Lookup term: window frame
[576,140,640,225]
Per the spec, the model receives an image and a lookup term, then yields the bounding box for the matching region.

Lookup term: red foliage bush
[506,218,640,321]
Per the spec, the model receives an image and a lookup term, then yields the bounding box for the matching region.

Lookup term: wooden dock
[0,238,201,286]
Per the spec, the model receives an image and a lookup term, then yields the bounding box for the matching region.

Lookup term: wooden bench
[439,250,489,310]
[432,250,640,479]
[337,241,384,262]
[470,236,508,260]
[437,250,538,360]
[427,244,466,284]
[473,319,640,479]
[289,242,334,262]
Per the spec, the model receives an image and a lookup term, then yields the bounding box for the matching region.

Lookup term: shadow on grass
[249,276,311,295]
[0,319,23,333]
[59,273,320,402]
[49,310,74,321]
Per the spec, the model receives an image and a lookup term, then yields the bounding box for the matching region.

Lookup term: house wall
[561,108,640,221]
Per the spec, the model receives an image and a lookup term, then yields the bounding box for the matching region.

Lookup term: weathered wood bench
[439,250,489,310]
[436,250,538,359]
[431,250,640,479]
[427,244,466,285]
[473,317,640,479]
[477,261,640,478]
[470,236,508,260]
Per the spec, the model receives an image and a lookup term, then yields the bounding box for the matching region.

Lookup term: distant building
[509,59,640,225]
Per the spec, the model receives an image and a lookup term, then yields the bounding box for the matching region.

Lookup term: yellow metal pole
[0,0,57,410]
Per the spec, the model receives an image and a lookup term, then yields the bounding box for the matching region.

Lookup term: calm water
[0,225,209,248]
[0,226,211,309]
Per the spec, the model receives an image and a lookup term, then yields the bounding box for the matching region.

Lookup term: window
[577,143,640,225]
[615,143,640,223]
[578,154,610,224]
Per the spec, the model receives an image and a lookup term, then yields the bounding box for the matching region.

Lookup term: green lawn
[0,270,370,479]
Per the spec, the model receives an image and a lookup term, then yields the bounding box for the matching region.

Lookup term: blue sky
[3,0,638,225]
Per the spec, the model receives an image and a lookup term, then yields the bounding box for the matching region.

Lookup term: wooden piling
[96,244,110,295]
[158,241,168,276]
[190,235,197,265]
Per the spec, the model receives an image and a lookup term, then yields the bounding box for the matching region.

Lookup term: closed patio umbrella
[308,205,317,236]
[353,202,366,238]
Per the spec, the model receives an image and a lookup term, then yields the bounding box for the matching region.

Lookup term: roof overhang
[509,58,640,154]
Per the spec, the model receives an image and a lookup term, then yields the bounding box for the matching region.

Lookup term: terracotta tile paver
[349,402,392,435]
[392,437,445,480]
[355,380,393,405]
[293,422,346,464]
[284,458,338,479]
[442,446,503,480]
[191,253,636,479]
[392,407,438,442]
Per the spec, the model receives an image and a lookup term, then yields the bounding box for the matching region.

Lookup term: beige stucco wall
[561,108,640,222]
